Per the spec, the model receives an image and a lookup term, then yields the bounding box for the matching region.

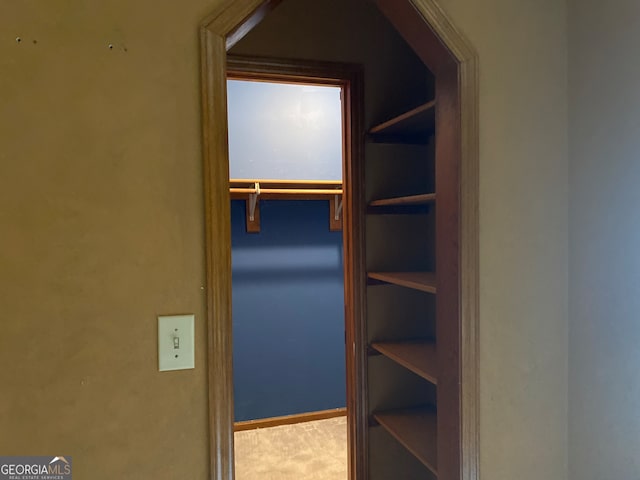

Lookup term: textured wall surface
[0,1,213,478]
[0,0,569,478]
[435,0,569,478]
[568,1,640,478]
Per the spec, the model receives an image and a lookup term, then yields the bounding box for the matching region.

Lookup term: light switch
[158,314,195,372]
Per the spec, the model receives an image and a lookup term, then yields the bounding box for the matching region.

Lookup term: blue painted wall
[231,199,346,421]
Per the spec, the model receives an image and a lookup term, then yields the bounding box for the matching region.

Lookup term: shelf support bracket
[329,193,343,232]
[334,194,343,221]
[248,182,260,221]
[245,182,261,233]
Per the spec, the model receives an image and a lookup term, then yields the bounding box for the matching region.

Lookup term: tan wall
[568,1,640,478]
[0,1,213,478]
[0,0,569,479]
[436,0,569,479]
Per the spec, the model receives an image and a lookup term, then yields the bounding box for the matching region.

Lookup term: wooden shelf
[367,272,436,294]
[373,406,438,475]
[371,340,437,385]
[369,193,435,207]
[368,100,436,143]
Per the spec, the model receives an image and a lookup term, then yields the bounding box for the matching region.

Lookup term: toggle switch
[158,315,195,371]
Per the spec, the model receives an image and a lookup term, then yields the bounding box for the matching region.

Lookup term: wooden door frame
[199,1,479,479]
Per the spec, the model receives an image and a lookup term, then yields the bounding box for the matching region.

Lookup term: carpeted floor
[234,416,348,480]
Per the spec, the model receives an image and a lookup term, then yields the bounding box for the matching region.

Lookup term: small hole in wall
[16,37,21,43]
[175,355,179,358]
[108,44,113,50]
[33,40,37,44]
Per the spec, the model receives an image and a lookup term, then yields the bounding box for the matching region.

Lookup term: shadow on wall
[231,199,346,421]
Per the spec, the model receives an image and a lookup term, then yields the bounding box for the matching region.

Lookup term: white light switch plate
[158,314,195,372]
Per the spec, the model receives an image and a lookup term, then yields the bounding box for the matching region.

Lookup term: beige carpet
[234,416,348,480]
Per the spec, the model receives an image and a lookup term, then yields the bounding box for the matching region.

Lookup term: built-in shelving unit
[366,97,439,477]
[373,406,438,475]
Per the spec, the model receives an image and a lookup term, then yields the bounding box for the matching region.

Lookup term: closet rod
[230,187,343,195]
[231,179,342,186]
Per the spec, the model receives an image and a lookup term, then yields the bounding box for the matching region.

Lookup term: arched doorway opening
[200,1,478,478]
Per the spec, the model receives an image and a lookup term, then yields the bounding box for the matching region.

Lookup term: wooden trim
[429,60,463,480]
[200,0,266,37]
[200,1,479,480]
[458,39,480,480]
[408,3,480,479]
[341,66,367,480]
[339,66,367,480]
[200,25,235,480]
[225,0,284,51]
[228,55,360,85]
[374,0,454,74]
[234,408,347,432]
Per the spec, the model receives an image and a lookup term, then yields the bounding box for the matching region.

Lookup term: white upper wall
[569,1,640,478]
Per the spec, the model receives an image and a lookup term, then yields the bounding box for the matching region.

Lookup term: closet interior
[227,78,348,427]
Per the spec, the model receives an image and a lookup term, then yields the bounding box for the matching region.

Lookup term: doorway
[225,59,362,479]
[199,0,479,479]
